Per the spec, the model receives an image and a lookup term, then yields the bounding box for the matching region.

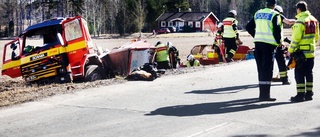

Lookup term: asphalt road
[0,51,320,137]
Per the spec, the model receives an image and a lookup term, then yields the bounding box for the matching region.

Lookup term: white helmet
[187,54,194,61]
[217,22,223,28]
[229,10,237,16]
[166,42,172,47]
[274,5,283,13]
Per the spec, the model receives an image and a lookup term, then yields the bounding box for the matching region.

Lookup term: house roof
[156,12,219,22]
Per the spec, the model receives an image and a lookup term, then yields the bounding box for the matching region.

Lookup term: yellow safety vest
[186,59,200,67]
[156,44,169,62]
[254,8,280,46]
[278,14,284,43]
[289,11,319,58]
[222,17,238,38]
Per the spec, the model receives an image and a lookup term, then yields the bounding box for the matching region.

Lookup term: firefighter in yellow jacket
[155,41,170,70]
[186,54,200,67]
[273,5,293,85]
[289,1,319,102]
[221,10,241,62]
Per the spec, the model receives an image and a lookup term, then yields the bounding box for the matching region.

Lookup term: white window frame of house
[188,21,193,27]
[168,21,173,27]
[179,22,184,27]
[161,21,166,27]
[195,21,201,28]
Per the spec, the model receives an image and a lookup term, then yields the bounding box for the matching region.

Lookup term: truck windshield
[64,19,83,42]
[23,25,62,54]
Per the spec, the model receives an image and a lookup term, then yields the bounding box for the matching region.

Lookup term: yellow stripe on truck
[20,41,86,64]
[2,60,21,70]
[3,41,86,71]
[66,40,87,52]
[27,70,57,82]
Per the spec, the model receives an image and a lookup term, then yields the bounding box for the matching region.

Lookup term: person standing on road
[155,41,170,70]
[221,10,242,63]
[246,0,281,101]
[273,5,295,85]
[288,1,319,102]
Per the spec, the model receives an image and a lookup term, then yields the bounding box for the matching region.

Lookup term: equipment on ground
[190,44,250,65]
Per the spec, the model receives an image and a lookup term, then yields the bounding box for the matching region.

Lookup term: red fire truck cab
[2,16,113,84]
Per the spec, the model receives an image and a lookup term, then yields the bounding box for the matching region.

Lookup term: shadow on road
[230,134,270,137]
[290,127,320,137]
[231,126,320,137]
[186,83,284,94]
[145,98,290,117]
[186,84,259,94]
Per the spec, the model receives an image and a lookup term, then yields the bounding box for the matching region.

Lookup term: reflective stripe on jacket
[254,8,280,46]
[222,17,238,38]
[289,11,319,58]
[156,44,169,62]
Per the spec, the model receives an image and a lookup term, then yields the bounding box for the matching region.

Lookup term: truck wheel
[85,65,102,82]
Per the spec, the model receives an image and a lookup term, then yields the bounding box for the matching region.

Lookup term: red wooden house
[156,12,219,33]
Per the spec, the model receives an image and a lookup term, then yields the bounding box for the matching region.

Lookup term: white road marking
[187,122,230,137]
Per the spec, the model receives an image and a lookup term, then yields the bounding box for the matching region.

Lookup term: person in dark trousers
[155,41,170,70]
[166,42,180,69]
[221,10,241,62]
[288,1,319,102]
[246,0,282,101]
[273,5,295,85]
[213,22,225,63]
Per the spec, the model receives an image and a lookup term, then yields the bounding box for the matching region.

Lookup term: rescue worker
[273,5,293,85]
[186,54,200,67]
[221,10,241,62]
[246,0,281,101]
[213,22,225,63]
[10,42,19,60]
[167,42,180,69]
[288,1,318,102]
[155,41,170,70]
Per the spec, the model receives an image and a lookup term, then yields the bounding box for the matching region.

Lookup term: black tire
[84,65,103,82]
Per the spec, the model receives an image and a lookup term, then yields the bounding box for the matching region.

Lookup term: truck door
[1,38,22,78]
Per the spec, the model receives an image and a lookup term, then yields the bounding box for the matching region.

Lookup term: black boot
[259,85,276,101]
[281,77,291,85]
[226,58,233,63]
[305,91,314,101]
[290,92,305,102]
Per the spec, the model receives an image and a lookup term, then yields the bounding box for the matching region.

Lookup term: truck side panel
[2,39,22,78]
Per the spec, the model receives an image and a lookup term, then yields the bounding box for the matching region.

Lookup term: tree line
[1,0,319,37]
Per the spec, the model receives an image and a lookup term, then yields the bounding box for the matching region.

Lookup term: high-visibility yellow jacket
[186,59,200,67]
[222,17,238,38]
[289,11,319,58]
[278,14,284,43]
[254,8,281,46]
[156,43,169,62]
